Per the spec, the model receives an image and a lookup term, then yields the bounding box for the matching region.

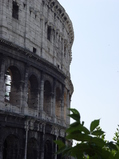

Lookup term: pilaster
[66,91,70,126]
[0,57,5,108]
[40,123,46,159]
[52,78,56,121]
[39,72,44,117]
[61,85,64,122]
[23,64,29,114]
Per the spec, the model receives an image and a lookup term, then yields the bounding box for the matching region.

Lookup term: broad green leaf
[69,108,80,115]
[88,144,111,159]
[54,140,65,149]
[68,108,80,122]
[68,114,80,122]
[92,130,105,136]
[66,124,90,134]
[66,132,91,142]
[70,121,81,127]
[90,119,100,132]
[69,143,90,159]
[89,154,101,159]
[90,137,105,147]
[106,141,118,151]
[56,146,72,157]
[100,148,112,159]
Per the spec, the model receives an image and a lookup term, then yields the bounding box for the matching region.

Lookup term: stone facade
[0,0,74,159]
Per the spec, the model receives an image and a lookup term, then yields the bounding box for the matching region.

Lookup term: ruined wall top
[48,0,74,46]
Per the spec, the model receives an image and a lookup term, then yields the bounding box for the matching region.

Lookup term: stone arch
[55,87,61,118]
[3,134,19,159]
[27,74,38,109]
[27,138,38,159]
[44,80,52,115]
[44,140,52,159]
[4,66,21,105]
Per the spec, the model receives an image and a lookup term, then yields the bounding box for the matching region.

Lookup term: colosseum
[0,0,74,159]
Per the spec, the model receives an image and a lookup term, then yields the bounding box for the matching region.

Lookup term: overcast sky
[59,0,119,141]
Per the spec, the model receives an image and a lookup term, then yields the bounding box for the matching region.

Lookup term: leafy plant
[55,108,119,159]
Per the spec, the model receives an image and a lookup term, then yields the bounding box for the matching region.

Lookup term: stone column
[0,57,5,108]
[53,29,56,66]
[40,17,44,57]
[20,80,25,114]
[66,91,70,126]
[40,123,45,159]
[61,38,64,70]
[39,72,44,117]
[37,88,40,117]
[54,135,58,159]
[24,119,29,159]
[23,64,29,114]
[0,141,2,159]
[63,88,67,124]
[0,123,2,159]
[51,91,54,117]
[52,78,56,121]
[61,85,64,121]
[41,17,46,58]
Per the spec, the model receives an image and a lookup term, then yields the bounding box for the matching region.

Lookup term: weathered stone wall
[0,0,74,158]
[0,37,72,159]
[0,0,74,77]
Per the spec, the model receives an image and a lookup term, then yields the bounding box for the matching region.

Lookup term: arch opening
[44,81,52,115]
[4,69,12,102]
[27,138,38,159]
[3,135,19,159]
[44,140,52,159]
[4,66,21,105]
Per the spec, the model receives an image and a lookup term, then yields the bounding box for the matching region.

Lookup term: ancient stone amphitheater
[0,0,74,159]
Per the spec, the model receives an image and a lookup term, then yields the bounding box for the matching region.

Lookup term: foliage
[55,108,119,159]
[113,125,119,145]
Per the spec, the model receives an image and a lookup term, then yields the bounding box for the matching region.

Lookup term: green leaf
[92,130,105,136]
[54,140,65,149]
[69,108,80,116]
[56,146,72,157]
[90,137,105,147]
[114,151,119,159]
[68,108,81,122]
[70,121,81,127]
[89,154,101,159]
[68,114,80,122]
[70,143,90,158]
[90,119,100,132]
[106,141,118,151]
[66,132,91,142]
[66,123,90,135]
